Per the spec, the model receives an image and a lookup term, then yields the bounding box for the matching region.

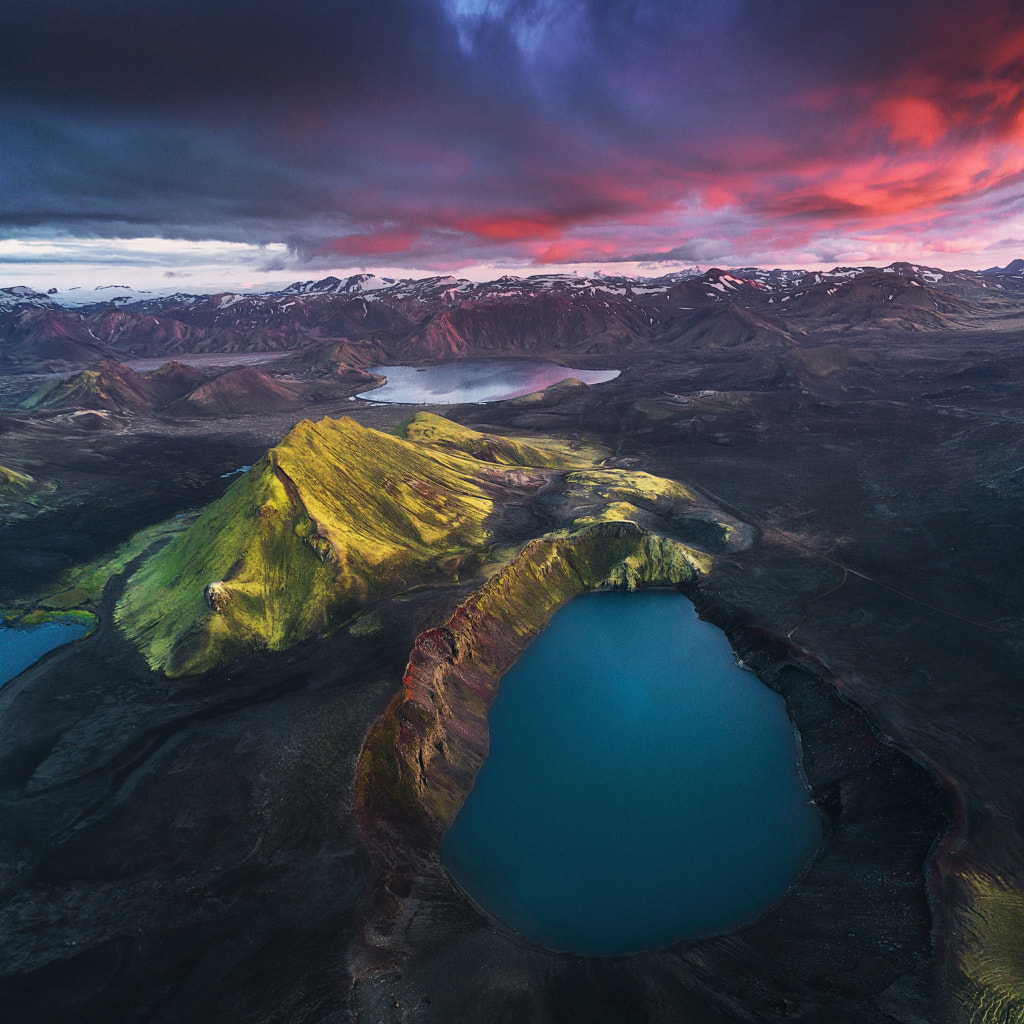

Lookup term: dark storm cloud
[0,0,454,111]
[3,0,1024,266]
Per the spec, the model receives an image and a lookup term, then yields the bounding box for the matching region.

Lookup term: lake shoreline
[442,590,823,957]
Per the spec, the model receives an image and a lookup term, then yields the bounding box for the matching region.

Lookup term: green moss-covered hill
[954,872,1024,1024]
[116,413,591,676]
[399,411,578,467]
[0,463,35,495]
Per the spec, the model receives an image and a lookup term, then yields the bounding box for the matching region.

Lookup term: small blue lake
[0,618,90,687]
[441,591,821,955]
[357,360,619,404]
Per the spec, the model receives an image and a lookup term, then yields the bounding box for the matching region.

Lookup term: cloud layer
[3,0,1024,272]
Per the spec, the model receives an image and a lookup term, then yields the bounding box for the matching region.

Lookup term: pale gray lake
[357,360,620,404]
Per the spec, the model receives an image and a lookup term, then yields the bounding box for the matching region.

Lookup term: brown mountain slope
[395,297,649,358]
[163,367,302,417]
[655,304,798,350]
[270,339,390,375]
[0,309,114,366]
[782,269,985,329]
[85,310,210,354]
[143,360,208,406]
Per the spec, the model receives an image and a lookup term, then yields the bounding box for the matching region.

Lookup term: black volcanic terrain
[1,262,1023,1023]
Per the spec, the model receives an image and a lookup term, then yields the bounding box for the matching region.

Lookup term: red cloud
[875,98,948,148]
[453,215,565,242]
[534,239,621,264]
[286,4,1024,271]
[322,229,422,257]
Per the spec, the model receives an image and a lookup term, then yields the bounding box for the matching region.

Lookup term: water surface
[357,360,619,404]
[0,618,90,687]
[442,591,821,955]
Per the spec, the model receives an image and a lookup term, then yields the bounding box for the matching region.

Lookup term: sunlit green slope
[116,414,587,676]
[0,464,35,495]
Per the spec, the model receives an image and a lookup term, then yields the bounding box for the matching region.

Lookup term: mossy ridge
[118,445,350,675]
[0,463,35,495]
[360,521,707,832]
[116,414,587,677]
[20,376,64,410]
[0,514,195,627]
[13,608,98,634]
[566,468,697,505]
[272,416,497,561]
[630,397,680,422]
[455,522,704,653]
[507,377,589,407]
[115,412,718,677]
[954,872,1024,1023]
[397,411,601,468]
[69,515,195,601]
[576,500,645,525]
[563,468,704,531]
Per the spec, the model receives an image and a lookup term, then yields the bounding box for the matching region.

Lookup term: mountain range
[4,260,1024,371]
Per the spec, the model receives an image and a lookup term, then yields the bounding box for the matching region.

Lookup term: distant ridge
[4,259,1024,372]
[982,258,1024,275]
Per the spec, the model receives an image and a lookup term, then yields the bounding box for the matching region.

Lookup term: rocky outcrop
[202,580,230,612]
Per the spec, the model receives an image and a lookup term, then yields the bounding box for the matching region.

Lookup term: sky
[4,0,1024,292]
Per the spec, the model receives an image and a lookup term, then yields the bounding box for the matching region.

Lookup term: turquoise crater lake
[441,591,822,956]
[357,360,619,404]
